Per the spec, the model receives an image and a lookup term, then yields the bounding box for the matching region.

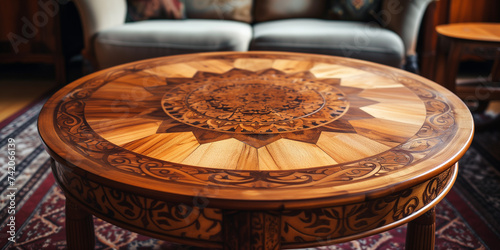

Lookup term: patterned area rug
[1,99,499,249]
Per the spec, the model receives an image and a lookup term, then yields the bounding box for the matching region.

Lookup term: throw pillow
[184,0,253,23]
[126,0,185,22]
[253,0,326,23]
[328,0,381,22]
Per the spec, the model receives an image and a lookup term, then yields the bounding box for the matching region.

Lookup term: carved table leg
[65,197,95,250]
[223,211,281,250]
[405,207,436,250]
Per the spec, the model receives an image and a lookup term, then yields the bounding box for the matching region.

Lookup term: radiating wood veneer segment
[145,63,198,78]
[258,139,337,170]
[310,63,368,79]
[360,103,426,125]
[317,133,391,163]
[349,118,421,147]
[122,133,199,163]
[89,118,162,146]
[272,59,314,74]
[186,59,234,74]
[359,87,422,103]
[234,58,274,72]
[182,138,259,170]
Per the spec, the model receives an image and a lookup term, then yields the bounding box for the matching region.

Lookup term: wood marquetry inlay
[41,51,472,195]
[161,69,347,134]
[40,52,473,249]
[71,54,435,171]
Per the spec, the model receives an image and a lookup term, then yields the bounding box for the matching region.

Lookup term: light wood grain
[113,72,167,88]
[272,59,314,74]
[187,59,234,74]
[90,81,155,100]
[359,87,422,103]
[310,63,368,79]
[123,133,199,162]
[317,133,390,163]
[234,58,274,72]
[436,23,500,42]
[349,118,421,147]
[182,138,258,170]
[145,63,198,78]
[340,74,405,89]
[259,139,337,170]
[360,102,426,125]
[89,118,162,146]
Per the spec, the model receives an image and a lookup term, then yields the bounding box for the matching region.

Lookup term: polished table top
[39,52,473,208]
[38,52,474,248]
[39,52,473,210]
[436,22,500,42]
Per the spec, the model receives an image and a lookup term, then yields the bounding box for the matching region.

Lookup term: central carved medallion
[162,74,348,134]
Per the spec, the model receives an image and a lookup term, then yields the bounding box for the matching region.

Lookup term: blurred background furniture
[417,0,500,128]
[73,0,433,71]
[0,0,83,85]
[435,23,500,96]
[417,0,500,80]
[434,22,500,128]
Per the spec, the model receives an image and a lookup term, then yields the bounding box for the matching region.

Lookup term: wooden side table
[435,23,500,100]
[0,0,65,84]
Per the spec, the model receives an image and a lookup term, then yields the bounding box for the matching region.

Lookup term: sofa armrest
[73,0,127,67]
[381,0,434,58]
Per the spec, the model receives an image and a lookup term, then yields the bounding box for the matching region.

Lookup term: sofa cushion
[185,0,253,23]
[94,19,252,68]
[250,18,404,67]
[253,0,326,22]
[126,0,185,22]
[327,0,382,22]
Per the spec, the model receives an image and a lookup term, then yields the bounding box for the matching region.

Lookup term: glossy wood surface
[436,22,500,42]
[39,51,474,208]
[418,1,500,79]
[435,23,500,96]
[39,52,473,248]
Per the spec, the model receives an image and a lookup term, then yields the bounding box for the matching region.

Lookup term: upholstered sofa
[73,0,432,72]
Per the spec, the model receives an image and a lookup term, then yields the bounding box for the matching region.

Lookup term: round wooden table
[38,52,473,249]
[435,22,500,99]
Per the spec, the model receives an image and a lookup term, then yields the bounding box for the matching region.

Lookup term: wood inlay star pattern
[83,60,420,170]
[39,52,473,249]
[53,53,450,184]
[161,69,348,134]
